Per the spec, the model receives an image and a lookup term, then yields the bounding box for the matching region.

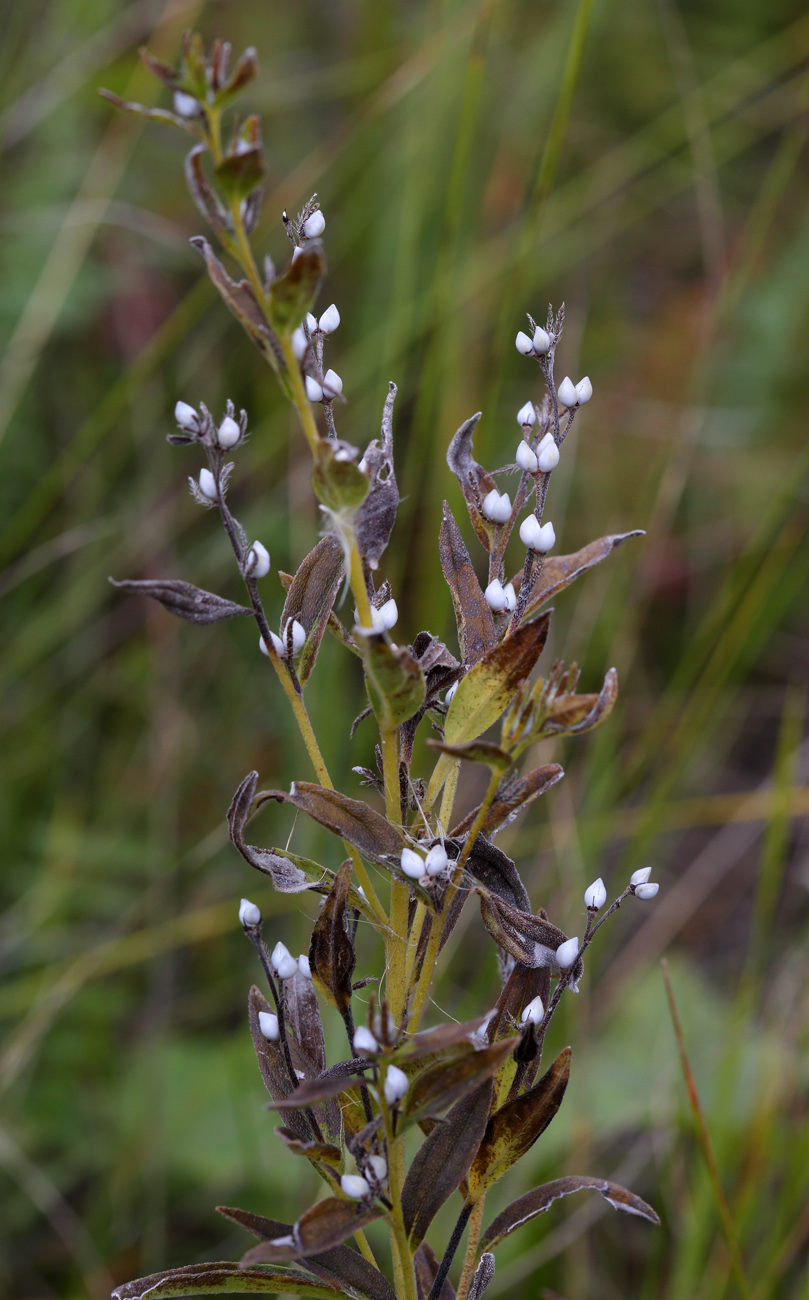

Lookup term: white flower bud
[503,582,517,612]
[516,440,538,472]
[575,376,593,404]
[532,326,551,354]
[482,490,511,524]
[537,440,560,473]
[306,312,318,332]
[536,521,556,552]
[584,878,607,910]
[322,369,343,398]
[305,375,323,402]
[173,91,198,118]
[378,598,398,630]
[291,326,308,359]
[515,331,534,355]
[445,681,459,704]
[260,632,286,658]
[424,844,448,877]
[519,517,555,553]
[174,400,198,431]
[353,1026,378,1055]
[366,1155,387,1183]
[517,401,536,427]
[558,376,578,408]
[298,953,311,979]
[303,210,326,239]
[340,1174,370,1200]
[485,578,507,612]
[520,995,545,1025]
[319,303,340,333]
[247,541,270,579]
[383,1065,409,1105]
[634,882,659,900]
[199,468,218,500]
[271,941,292,973]
[217,415,241,449]
[287,619,306,654]
[400,848,425,879]
[556,936,580,969]
[291,246,303,263]
[277,951,299,980]
[239,898,261,927]
[630,867,652,886]
[258,1011,280,1041]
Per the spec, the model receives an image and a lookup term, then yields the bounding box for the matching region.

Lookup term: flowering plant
[104,32,661,1300]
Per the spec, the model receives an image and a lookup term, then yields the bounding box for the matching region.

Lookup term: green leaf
[444,613,551,745]
[112,1262,338,1299]
[480,1175,660,1250]
[269,244,325,335]
[360,634,426,730]
[216,148,266,202]
[311,441,370,514]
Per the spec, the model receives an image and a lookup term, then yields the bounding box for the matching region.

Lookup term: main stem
[379,1069,418,1300]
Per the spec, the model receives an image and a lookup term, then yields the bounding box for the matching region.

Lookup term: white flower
[174,400,198,431]
[445,681,459,704]
[556,936,580,969]
[247,541,270,579]
[258,1011,280,1041]
[485,578,507,612]
[366,1155,387,1183]
[322,369,343,398]
[516,440,538,472]
[630,867,652,886]
[199,468,218,500]
[537,439,560,472]
[239,898,261,927]
[305,375,323,402]
[515,331,534,355]
[378,598,398,630]
[533,326,551,354]
[271,941,298,980]
[557,377,578,408]
[517,401,536,427]
[584,878,607,910]
[291,326,308,359]
[400,848,425,879]
[634,882,659,900]
[173,91,198,118]
[383,1065,409,1105]
[576,376,593,404]
[353,1026,378,1055]
[519,516,555,553]
[482,490,511,524]
[503,582,517,612]
[319,303,340,333]
[424,844,448,877]
[217,415,241,449]
[303,210,326,239]
[340,1174,370,1200]
[520,995,545,1025]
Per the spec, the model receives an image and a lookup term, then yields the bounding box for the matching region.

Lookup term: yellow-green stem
[456,1195,486,1300]
[439,758,461,831]
[422,750,454,817]
[353,1229,378,1268]
[379,1067,418,1300]
[349,538,374,628]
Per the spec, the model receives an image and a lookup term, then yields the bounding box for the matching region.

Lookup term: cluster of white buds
[258,1010,280,1041]
[400,848,425,879]
[355,599,398,636]
[515,325,551,356]
[383,1065,409,1106]
[519,515,555,552]
[305,369,344,402]
[482,489,512,524]
[520,994,545,1025]
[246,540,270,579]
[424,843,449,876]
[270,941,299,980]
[198,467,218,501]
[175,400,201,433]
[584,878,607,910]
[239,898,261,928]
[353,1026,378,1056]
[484,578,517,613]
[630,866,659,899]
[340,1174,370,1200]
[557,376,592,408]
[302,209,325,239]
[260,618,307,660]
[556,936,580,969]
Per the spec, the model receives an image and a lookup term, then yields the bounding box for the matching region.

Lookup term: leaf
[467,1047,571,1198]
[214,47,260,110]
[247,987,310,1141]
[216,147,265,202]
[457,838,531,913]
[354,383,400,568]
[267,783,403,865]
[227,772,321,892]
[538,668,618,738]
[439,503,496,666]
[269,243,325,335]
[359,635,426,730]
[478,894,572,970]
[446,414,498,553]
[271,1071,366,1111]
[401,1079,494,1246]
[184,145,232,240]
[392,1016,489,1063]
[284,969,327,1074]
[98,89,201,137]
[311,440,371,514]
[414,1242,456,1300]
[308,861,356,1014]
[484,957,551,1047]
[109,577,252,626]
[274,1127,343,1166]
[111,1262,338,1299]
[467,1254,496,1300]
[281,535,345,683]
[402,1038,517,1126]
[451,765,564,840]
[190,237,282,370]
[519,531,645,619]
[427,739,511,774]
[240,1199,384,1262]
[480,1175,660,1250]
[444,613,551,745]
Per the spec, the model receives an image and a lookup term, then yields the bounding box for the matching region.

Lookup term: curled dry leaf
[401,1079,494,1245]
[227,772,317,892]
[185,144,232,239]
[480,1175,661,1250]
[239,1197,384,1262]
[284,968,327,1074]
[308,861,356,1014]
[446,413,498,553]
[439,502,496,666]
[355,382,400,568]
[538,666,618,738]
[273,1126,342,1166]
[191,237,283,370]
[266,782,403,865]
[109,577,252,626]
[518,530,645,620]
[478,892,576,973]
[280,534,345,683]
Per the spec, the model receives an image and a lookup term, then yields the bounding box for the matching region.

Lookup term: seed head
[424,844,449,877]
[318,303,340,333]
[630,867,652,885]
[353,1026,379,1055]
[533,326,551,354]
[400,848,425,879]
[634,882,659,900]
[520,995,545,1025]
[174,400,198,431]
[517,401,536,427]
[305,376,323,403]
[217,415,241,449]
[515,331,534,355]
[199,468,218,500]
[557,377,578,408]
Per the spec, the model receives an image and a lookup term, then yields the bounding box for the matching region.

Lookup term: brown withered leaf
[240,1199,384,1262]
[271,1071,366,1112]
[467,1254,496,1300]
[446,414,498,553]
[485,958,551,1046]
[401,1079,494,1246]
[480,1175,660,1250]
[227,772,319,892]
[402,1038,518,1127]
[191,238,283,369]
[451,765,564,840]
[111,1261,338,1299]
[427,739,511,773]
[354,382,400,568]
[439,502,496,666]
[459,838,531,913]
[284,969,326,1074]
[478,892,574,970]
[444,613,551,746]
[109,577,252,626]
[309,861,355,1014]
[280,535,345,683]
[414,1242,456,1300]
[467,1047,571,1198]
[247,986,310,1141]
[519,530,644,619]
[274,1126,342,1166]
[267,782,403,865]
[538,667,618,738]
[392,1016,488,1063]
[184,144,232,240]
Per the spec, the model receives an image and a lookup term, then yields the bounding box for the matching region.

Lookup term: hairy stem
[428,1202,473,1300]
[455,1196,486,1300]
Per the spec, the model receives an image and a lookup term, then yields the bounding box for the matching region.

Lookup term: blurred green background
[2,0,809,1297]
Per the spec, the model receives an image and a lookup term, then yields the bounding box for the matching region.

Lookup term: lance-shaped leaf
[227,772,321,892]
[392,1016,489,1063]
[402,1038,518,1127]
[359,633,426,731]
[266,783,403,865]
[446,414,498,553]
[269,242,325,335]
[190,237,283,370]
[274,1126,342,1167]
[216,146,265,202]
[478,893,575,972]
[111,1261,339,1299]
[280,535,345,683]
[485,956,551,1046]
[240,1199,384,1262]
[247,986,310,1142]
[427,739,511,775]
[480,1175,660,1250]
[451,765,564,840]
[354,381,399,570]
[519,530,645,619]
[184,145,232,240]
[284,969,327,1074]
[467,1048,571,1199]
[271,1071,366,1112]
[401,1079,494,1245]
[414,1242,456,1300]
[467,1254,496,1300]
[439,503,496,666]
[536,667,618,739]
[309,861,355,1014]
[109,577,252,626]
[444,613,551,746]
[213,47,260,110]
[98,89,201,138]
